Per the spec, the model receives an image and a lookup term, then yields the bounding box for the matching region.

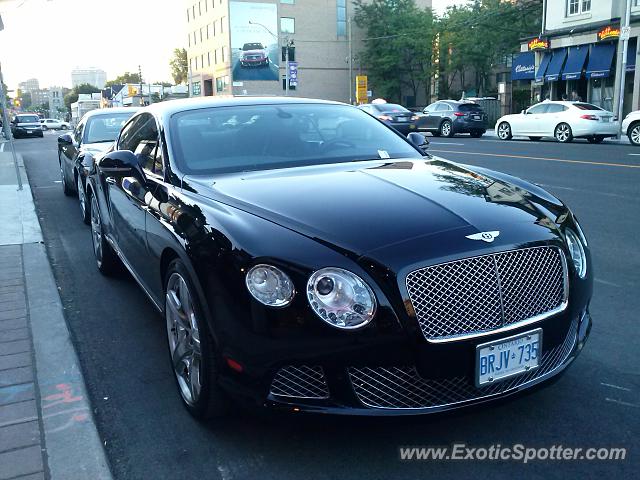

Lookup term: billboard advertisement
[230,1,279,81]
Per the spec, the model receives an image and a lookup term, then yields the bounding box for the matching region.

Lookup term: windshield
[16,115,40,123]
[375,104,410,113]
[84,113,136,143]
[243,43,264,50]
[170,104,422,175]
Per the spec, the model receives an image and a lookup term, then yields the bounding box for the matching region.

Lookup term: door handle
[106,177,116,185]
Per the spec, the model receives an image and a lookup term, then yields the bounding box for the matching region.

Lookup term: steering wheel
[322,139,356,152]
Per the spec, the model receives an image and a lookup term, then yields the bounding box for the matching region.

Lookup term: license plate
[473,115,481,120]
[397,117,409,122]
[476,329,542,387]
[601,117,610,123]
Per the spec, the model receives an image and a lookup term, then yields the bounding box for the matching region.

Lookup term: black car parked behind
[418,100,488,138]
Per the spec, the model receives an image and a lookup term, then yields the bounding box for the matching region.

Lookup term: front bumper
[221,308,591,416]
[13,127,43,136]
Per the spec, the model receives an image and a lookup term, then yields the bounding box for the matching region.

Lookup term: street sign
[621,26,631,41]
[288,62,298,87]
[356,75,368,104]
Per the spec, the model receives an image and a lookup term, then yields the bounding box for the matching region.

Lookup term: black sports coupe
[86,97,592,419]
[58,107,140,224]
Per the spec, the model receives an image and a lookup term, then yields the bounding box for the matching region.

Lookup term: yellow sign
[597,25,621,42]
[127,85,138,96]
[355,75,368,104]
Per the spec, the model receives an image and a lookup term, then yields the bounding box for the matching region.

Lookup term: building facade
[512,0,639,116]
[71,68,107,89]
[184,0,431,103]
[48,87,65,118]
[17,78,39,93]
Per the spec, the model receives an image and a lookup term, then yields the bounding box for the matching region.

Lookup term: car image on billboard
[230,1,280,81]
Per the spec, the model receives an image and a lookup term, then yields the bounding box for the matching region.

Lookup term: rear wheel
[165,260,229,419]
[587,135,605,144]
[497,122,512,140]
[554,123,573,143]
[529,136,541,141]
[90,194,119,275]
[627,122,640,146]
[440,120,454,138]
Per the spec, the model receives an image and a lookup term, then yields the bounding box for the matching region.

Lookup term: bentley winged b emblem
[465,231,500,243]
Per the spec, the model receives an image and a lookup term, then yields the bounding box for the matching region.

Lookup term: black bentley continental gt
[86,97,592,419]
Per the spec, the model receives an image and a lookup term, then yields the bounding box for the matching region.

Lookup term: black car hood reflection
[183,158,564,258]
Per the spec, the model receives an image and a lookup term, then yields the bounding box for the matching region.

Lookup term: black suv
[418,100,487,138]
[11,114,44,139]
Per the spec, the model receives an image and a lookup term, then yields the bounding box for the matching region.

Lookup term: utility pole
[284,37,289,96]
[348,16,353,104]
[616,0,632,138]
[138,64,143,106]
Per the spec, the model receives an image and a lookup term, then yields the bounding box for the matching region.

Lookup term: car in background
[495,101,619,143]
[57,107,140,224]
[418,100,488,138]
[358,103,419,134]
[86,97,591,420]
[10,114,44,138]
[621,110,640,146]
[41,118,71,130]
[239,43,269,67]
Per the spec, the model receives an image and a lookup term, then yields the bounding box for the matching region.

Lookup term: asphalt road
[231,58,279,81]
[16,130,639,479]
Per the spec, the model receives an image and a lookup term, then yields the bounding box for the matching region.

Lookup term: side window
[435,103,450,112]
[527,104,549,114]
[546,104,567,114]
[424,103,438,113]
[118,114,163,176]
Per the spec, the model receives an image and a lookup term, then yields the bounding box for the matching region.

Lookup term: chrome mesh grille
[269,365,329,399]
[349,318,577,410]
[405,246,566,340]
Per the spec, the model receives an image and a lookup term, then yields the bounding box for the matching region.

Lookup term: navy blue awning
[627,39,637,72]
[512,52,535,80]
[586,43,616,78]
[545,48,567,82]
[561,46,589,80]
[535,53,551,82]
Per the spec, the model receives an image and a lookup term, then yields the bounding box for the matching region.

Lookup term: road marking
[629,153,640,156]
[601,382,631,392]
[595,278,621,287]
[429,149,640,169]
[605,398,640,408]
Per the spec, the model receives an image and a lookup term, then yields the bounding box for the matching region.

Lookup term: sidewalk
[0,147,111,480]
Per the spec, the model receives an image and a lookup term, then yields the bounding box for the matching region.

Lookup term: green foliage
[63,83,101,110]
[438,0,542,97]
[170,48,188,85]
[105,72,142,87]
[354,0,436,104]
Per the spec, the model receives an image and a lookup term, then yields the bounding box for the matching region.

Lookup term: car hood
[184,158,566,263]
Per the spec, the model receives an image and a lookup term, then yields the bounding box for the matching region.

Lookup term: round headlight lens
[564,228,586,278]
[245,264,295,307]
[307,267,376,329]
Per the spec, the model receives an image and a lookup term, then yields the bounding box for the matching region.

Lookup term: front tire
[90,194,119,275]
[60,157,73,196]
[165,260,229,419]
[497,122,512,140]
[627,122,640,146]
[439,120,454,138]
[77,173,90,225]
[554,123,573,143]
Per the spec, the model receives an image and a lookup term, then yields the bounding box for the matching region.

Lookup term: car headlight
[564,228,587,279]
[245,264,295,307]
[307,267,376,329]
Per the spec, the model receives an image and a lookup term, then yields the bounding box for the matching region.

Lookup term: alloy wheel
[630,124,640,146]
[90,196,102,261]
[498,122,511,140]
[441,121,451,137]
[555,124,572,142]
[77,175,86,220]
[166,273,202,406]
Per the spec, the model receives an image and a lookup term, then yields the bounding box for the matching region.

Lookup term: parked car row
[8,115,71,138]
[57,97,592,421]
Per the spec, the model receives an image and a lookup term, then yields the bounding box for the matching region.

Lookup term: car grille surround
[348,316,578,410]
[269,365,330,400]
[405,246,567,341]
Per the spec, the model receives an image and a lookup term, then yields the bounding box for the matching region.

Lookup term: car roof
[83,107,141,119]
[140,96,345,121]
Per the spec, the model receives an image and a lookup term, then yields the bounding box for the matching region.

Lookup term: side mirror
[99,150,144,179]
[407,132,429,151]
[58,133,73,145]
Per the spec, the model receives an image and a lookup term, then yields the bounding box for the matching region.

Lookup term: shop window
[192,82,201,96]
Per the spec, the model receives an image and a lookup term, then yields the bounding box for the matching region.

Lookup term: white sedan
[621,110,640,146]
[495,101,619,144]
[40,118,71,130]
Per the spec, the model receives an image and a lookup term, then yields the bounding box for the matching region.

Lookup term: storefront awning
[586,43,616,78]
[627,39,637,73]
[535,53,552,82]
[511,52,535,80]
[561,46,589,80]
[545,48,567,82]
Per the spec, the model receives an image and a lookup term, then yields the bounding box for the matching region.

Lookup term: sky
[0,0,464,91]
[0,0,186,90]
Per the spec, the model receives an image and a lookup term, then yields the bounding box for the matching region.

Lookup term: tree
[105,72,142,87]
[354,0,436,105]
[64,83,101,110]
[169,48,188,85]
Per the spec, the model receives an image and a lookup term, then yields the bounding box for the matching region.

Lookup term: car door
[542,103,568,136]
[520,103,549,135]
[60,120,84,184]
[106,113,158,285]
[421,102,439,130]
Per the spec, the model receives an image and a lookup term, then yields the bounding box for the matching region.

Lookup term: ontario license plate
[601,117,610,122]
[473,115,481,120]
[476,329,542,387]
